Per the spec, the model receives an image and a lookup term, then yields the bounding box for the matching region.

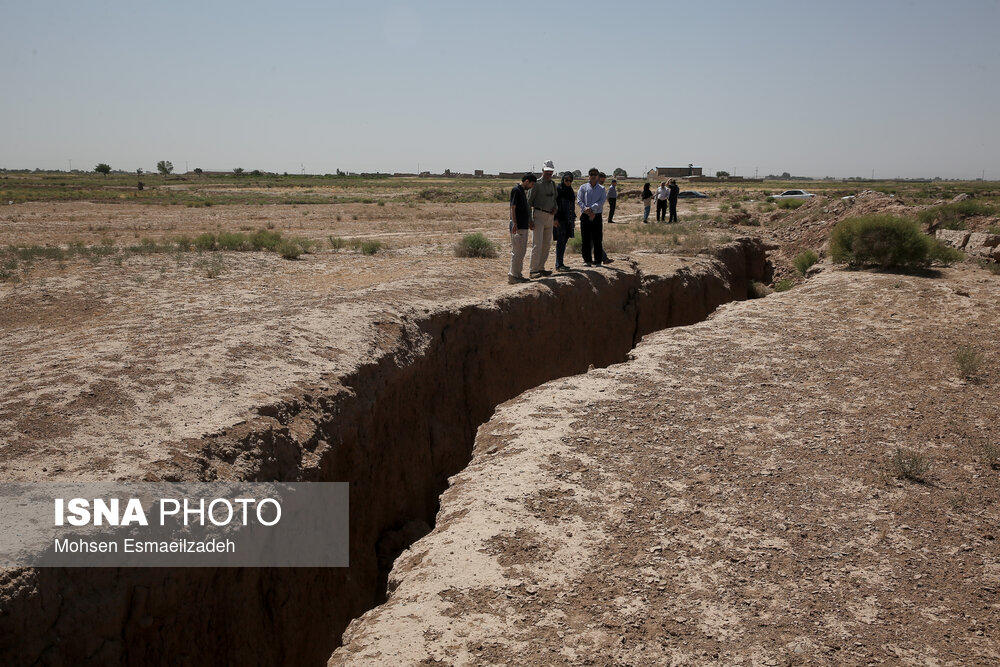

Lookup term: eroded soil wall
[0,240,770,666]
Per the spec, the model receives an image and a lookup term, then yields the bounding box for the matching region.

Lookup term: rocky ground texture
[334,265,1000,665]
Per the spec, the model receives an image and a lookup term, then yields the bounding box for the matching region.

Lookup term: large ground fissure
[0,239,770,666]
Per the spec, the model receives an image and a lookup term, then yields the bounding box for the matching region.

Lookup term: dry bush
[890,448,930,484]
[955,345,983,381]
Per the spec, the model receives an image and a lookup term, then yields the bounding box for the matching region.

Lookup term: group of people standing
[509,162,616,283]
[641,179,679,223]
[507,162,679,283]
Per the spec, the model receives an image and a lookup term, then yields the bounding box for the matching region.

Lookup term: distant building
[474,169,484,177]
[647,165,703,178]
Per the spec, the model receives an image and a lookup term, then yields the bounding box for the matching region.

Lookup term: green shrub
[829,215,932,270]
[927,239,964,265]
[794,250,819,275]
[194,233,217,251]
[569,237,583,253]
[277,240,302,259]
[328,236,346,250]
[918,201,996,229]
[359,240,383,255]
[776,198,804,209]
[216,232,250,251]
[175,235,192,251]
[251,228,283,251]
[773,278,794,292]
[291,237,316,253]
[454,233,497,258]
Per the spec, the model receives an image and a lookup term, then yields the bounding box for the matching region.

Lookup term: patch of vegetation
[276,239,303,259]
[454,233,497,258]
[216,232,251,251]
[890,448,930,484]
[251,229,283,251]
[748,281,771,298]
[927,240,964,265]
[328,236,347,250]
[0,257,20,282]
[194,233,217,251]
[776,198,805,209]
[196,254,225,278]
[793,249,819,275]
[358,239,383,255]
[955,345,983,381]
[917,200,997,229]
[829,215,933,270]
[773,278,794,292]
[977,259,1000,275]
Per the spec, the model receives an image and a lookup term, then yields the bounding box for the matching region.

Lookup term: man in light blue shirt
[576,167,607,266]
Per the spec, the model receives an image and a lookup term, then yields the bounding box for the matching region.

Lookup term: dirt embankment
[333,265,1000,665]
[0,240,770,665]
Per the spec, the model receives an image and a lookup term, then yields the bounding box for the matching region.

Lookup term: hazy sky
[2,0,998,178]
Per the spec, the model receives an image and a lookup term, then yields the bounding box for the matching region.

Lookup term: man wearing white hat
[526,159,558,277]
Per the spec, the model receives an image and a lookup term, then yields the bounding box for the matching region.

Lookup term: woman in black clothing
[553,172,577,270]
[641,182,653,223]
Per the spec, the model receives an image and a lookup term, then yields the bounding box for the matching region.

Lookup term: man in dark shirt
[509,173,536,283]
[668,178,680,223]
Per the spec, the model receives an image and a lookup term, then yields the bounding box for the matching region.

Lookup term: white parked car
[772,189,815,199]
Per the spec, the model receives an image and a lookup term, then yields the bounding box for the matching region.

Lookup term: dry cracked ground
[2,192,999,665]
[335,266,1000,665]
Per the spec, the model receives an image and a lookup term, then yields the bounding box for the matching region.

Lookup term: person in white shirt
[576,168,608,267]
[656,181,669,222]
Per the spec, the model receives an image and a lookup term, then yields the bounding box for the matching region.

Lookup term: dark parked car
[677,190,708,199]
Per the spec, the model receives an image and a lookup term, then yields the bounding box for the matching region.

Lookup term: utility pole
[185,160,189,173]
[872,168,875,180]
[68,159,72,171]
[754,167,759,179]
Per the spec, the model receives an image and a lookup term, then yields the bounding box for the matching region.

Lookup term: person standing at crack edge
[656,181,669,222]
[577,167,607,267]
[527,160,558,278]
[668,178,680,223]
[508,172,536,284]
[596,172,615,264]
[553,171,576,271]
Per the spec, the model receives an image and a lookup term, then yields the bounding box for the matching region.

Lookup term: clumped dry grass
[890,448,930,484]
[955,345,983,381]
[748,281,771,299]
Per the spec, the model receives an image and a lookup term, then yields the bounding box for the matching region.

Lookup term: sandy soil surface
[334,265,1000,664]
